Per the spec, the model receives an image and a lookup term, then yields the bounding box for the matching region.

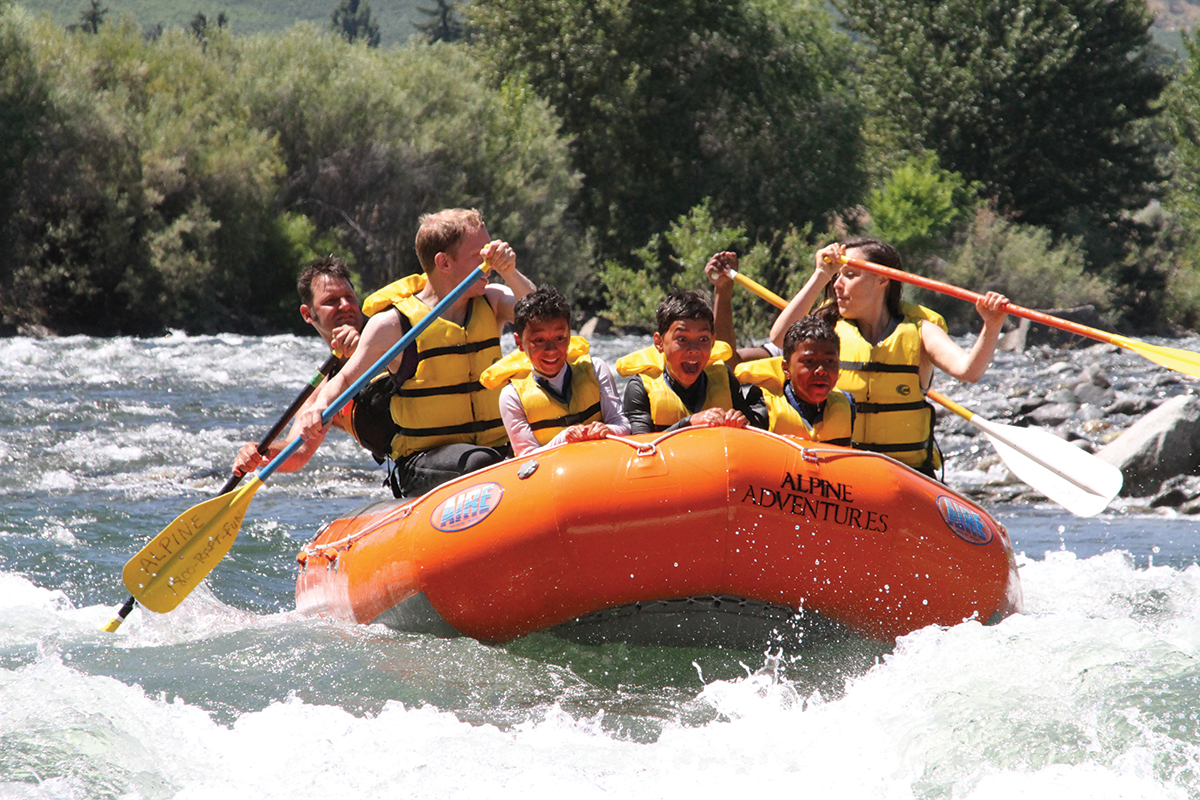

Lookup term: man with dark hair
[296,256,363,359]
[232,255,365,476]
[480,287,628,456]
[616,289,765,434]
[297,208,536,497]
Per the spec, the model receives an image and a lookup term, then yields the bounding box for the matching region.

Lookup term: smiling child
[735,315,855,444]
[481,287,629,456]
[617,290,766,434]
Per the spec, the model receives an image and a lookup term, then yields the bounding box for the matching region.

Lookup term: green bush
[0,12,585,334]
[938,208,1111,329]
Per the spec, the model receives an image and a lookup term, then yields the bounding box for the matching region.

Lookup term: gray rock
[1027,402,1078,426]
[1073,380,1115,407]
[1106,392,1153,416]
[1078,365,1112,389]
[579,316,614,338]
[1149,475,1200,508]
[1046,388,1076,404]
[1097,395,1200,496]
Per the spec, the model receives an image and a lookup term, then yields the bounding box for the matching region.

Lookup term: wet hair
[782,314,840,361]
[513,287,571,335]
[297,256,352,307]
[415,208,486,273]
[655,289,714,335]
[816,237,905,325]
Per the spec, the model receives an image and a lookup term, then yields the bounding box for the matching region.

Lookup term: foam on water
[4,333,1200,798]
[2,544,1199,799]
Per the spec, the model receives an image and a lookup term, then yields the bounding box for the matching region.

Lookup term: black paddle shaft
[105,351,342,631]
[217,351,343,494]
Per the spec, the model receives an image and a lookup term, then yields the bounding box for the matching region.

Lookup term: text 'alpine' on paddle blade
[121,477,262,613]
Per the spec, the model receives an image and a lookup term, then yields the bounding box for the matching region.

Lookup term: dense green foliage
[468,0,863,267]
[837,0,1166,241]
[0,10,582,334]
[3,0,1199,336]
[330,0,379,47]
[17,0,423,46]
[1161,31,1200,330]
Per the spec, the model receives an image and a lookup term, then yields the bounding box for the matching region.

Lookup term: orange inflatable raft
[295,426,1022,649]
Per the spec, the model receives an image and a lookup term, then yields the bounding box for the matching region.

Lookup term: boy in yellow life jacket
[735,315,856,445]
[481,287,629,456]
[617,290,767,434]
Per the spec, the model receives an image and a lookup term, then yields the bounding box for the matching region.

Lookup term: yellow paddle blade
[121,477,263,613]
[1112,334,1200,379]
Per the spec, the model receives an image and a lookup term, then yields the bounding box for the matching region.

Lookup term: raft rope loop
[297,499,417,565]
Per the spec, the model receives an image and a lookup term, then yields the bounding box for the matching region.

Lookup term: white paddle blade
[970,417,1123,517]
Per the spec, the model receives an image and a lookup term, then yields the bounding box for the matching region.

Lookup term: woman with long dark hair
[767,238,1008,476]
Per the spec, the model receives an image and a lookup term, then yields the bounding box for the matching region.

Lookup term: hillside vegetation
[4,0,1200,340]
[15,0,422,44]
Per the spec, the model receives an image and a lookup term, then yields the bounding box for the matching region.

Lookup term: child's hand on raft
[563,422,612,443]
[690,408,748,428]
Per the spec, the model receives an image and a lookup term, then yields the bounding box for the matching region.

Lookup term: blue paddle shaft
[256,266,487,483]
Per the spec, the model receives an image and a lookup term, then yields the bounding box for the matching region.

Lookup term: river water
[2,332,1199,799]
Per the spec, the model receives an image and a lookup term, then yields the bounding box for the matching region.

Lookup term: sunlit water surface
[2,333,1199,799]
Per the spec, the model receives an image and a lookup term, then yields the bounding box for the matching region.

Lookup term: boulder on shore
[1097,395,1200,496]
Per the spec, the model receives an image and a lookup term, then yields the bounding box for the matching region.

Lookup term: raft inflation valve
[518,460,539,480]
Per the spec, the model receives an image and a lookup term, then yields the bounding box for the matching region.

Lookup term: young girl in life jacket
[767,238,1008,476]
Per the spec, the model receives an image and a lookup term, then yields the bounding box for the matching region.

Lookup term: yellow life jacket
[835,303,945,471]
[367,274,508,458]
[479,337,603,445]
[614,341,733,378]
[733,356,788,395]
[616,342,735,431]
[734,357,853,443]
[761,389,854,444]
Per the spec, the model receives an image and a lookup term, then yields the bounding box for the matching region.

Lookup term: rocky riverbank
[934,331,1200,513]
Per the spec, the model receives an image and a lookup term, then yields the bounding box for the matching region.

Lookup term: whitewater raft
[295,427,1022,650]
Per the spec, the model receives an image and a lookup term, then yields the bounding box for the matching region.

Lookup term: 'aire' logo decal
[431,482,504,532]
[936,495,994,545]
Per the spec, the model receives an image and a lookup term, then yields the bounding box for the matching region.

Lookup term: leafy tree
[600,201,778,341]
[837,0,1167,243]
[866,152,976,260]
[940,208,1108,326]
[0,14,586,334]
[230,29,586,294]
[1161,32,1200,278]
[74,0,107,34]
[331,0,381,48]
[414,0,465,44]
[469,0,863,266]
[188,11,225,46]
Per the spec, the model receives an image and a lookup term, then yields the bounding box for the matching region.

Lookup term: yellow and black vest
[616,342,734,431]
[358,274,507,459]
[835,303,946,471]
[734,357,853,444]
[480,337,603,445]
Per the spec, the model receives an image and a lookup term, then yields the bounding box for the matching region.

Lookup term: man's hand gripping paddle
[106,264,488,628]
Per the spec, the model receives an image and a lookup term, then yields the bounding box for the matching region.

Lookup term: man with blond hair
[297,208,536,496]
